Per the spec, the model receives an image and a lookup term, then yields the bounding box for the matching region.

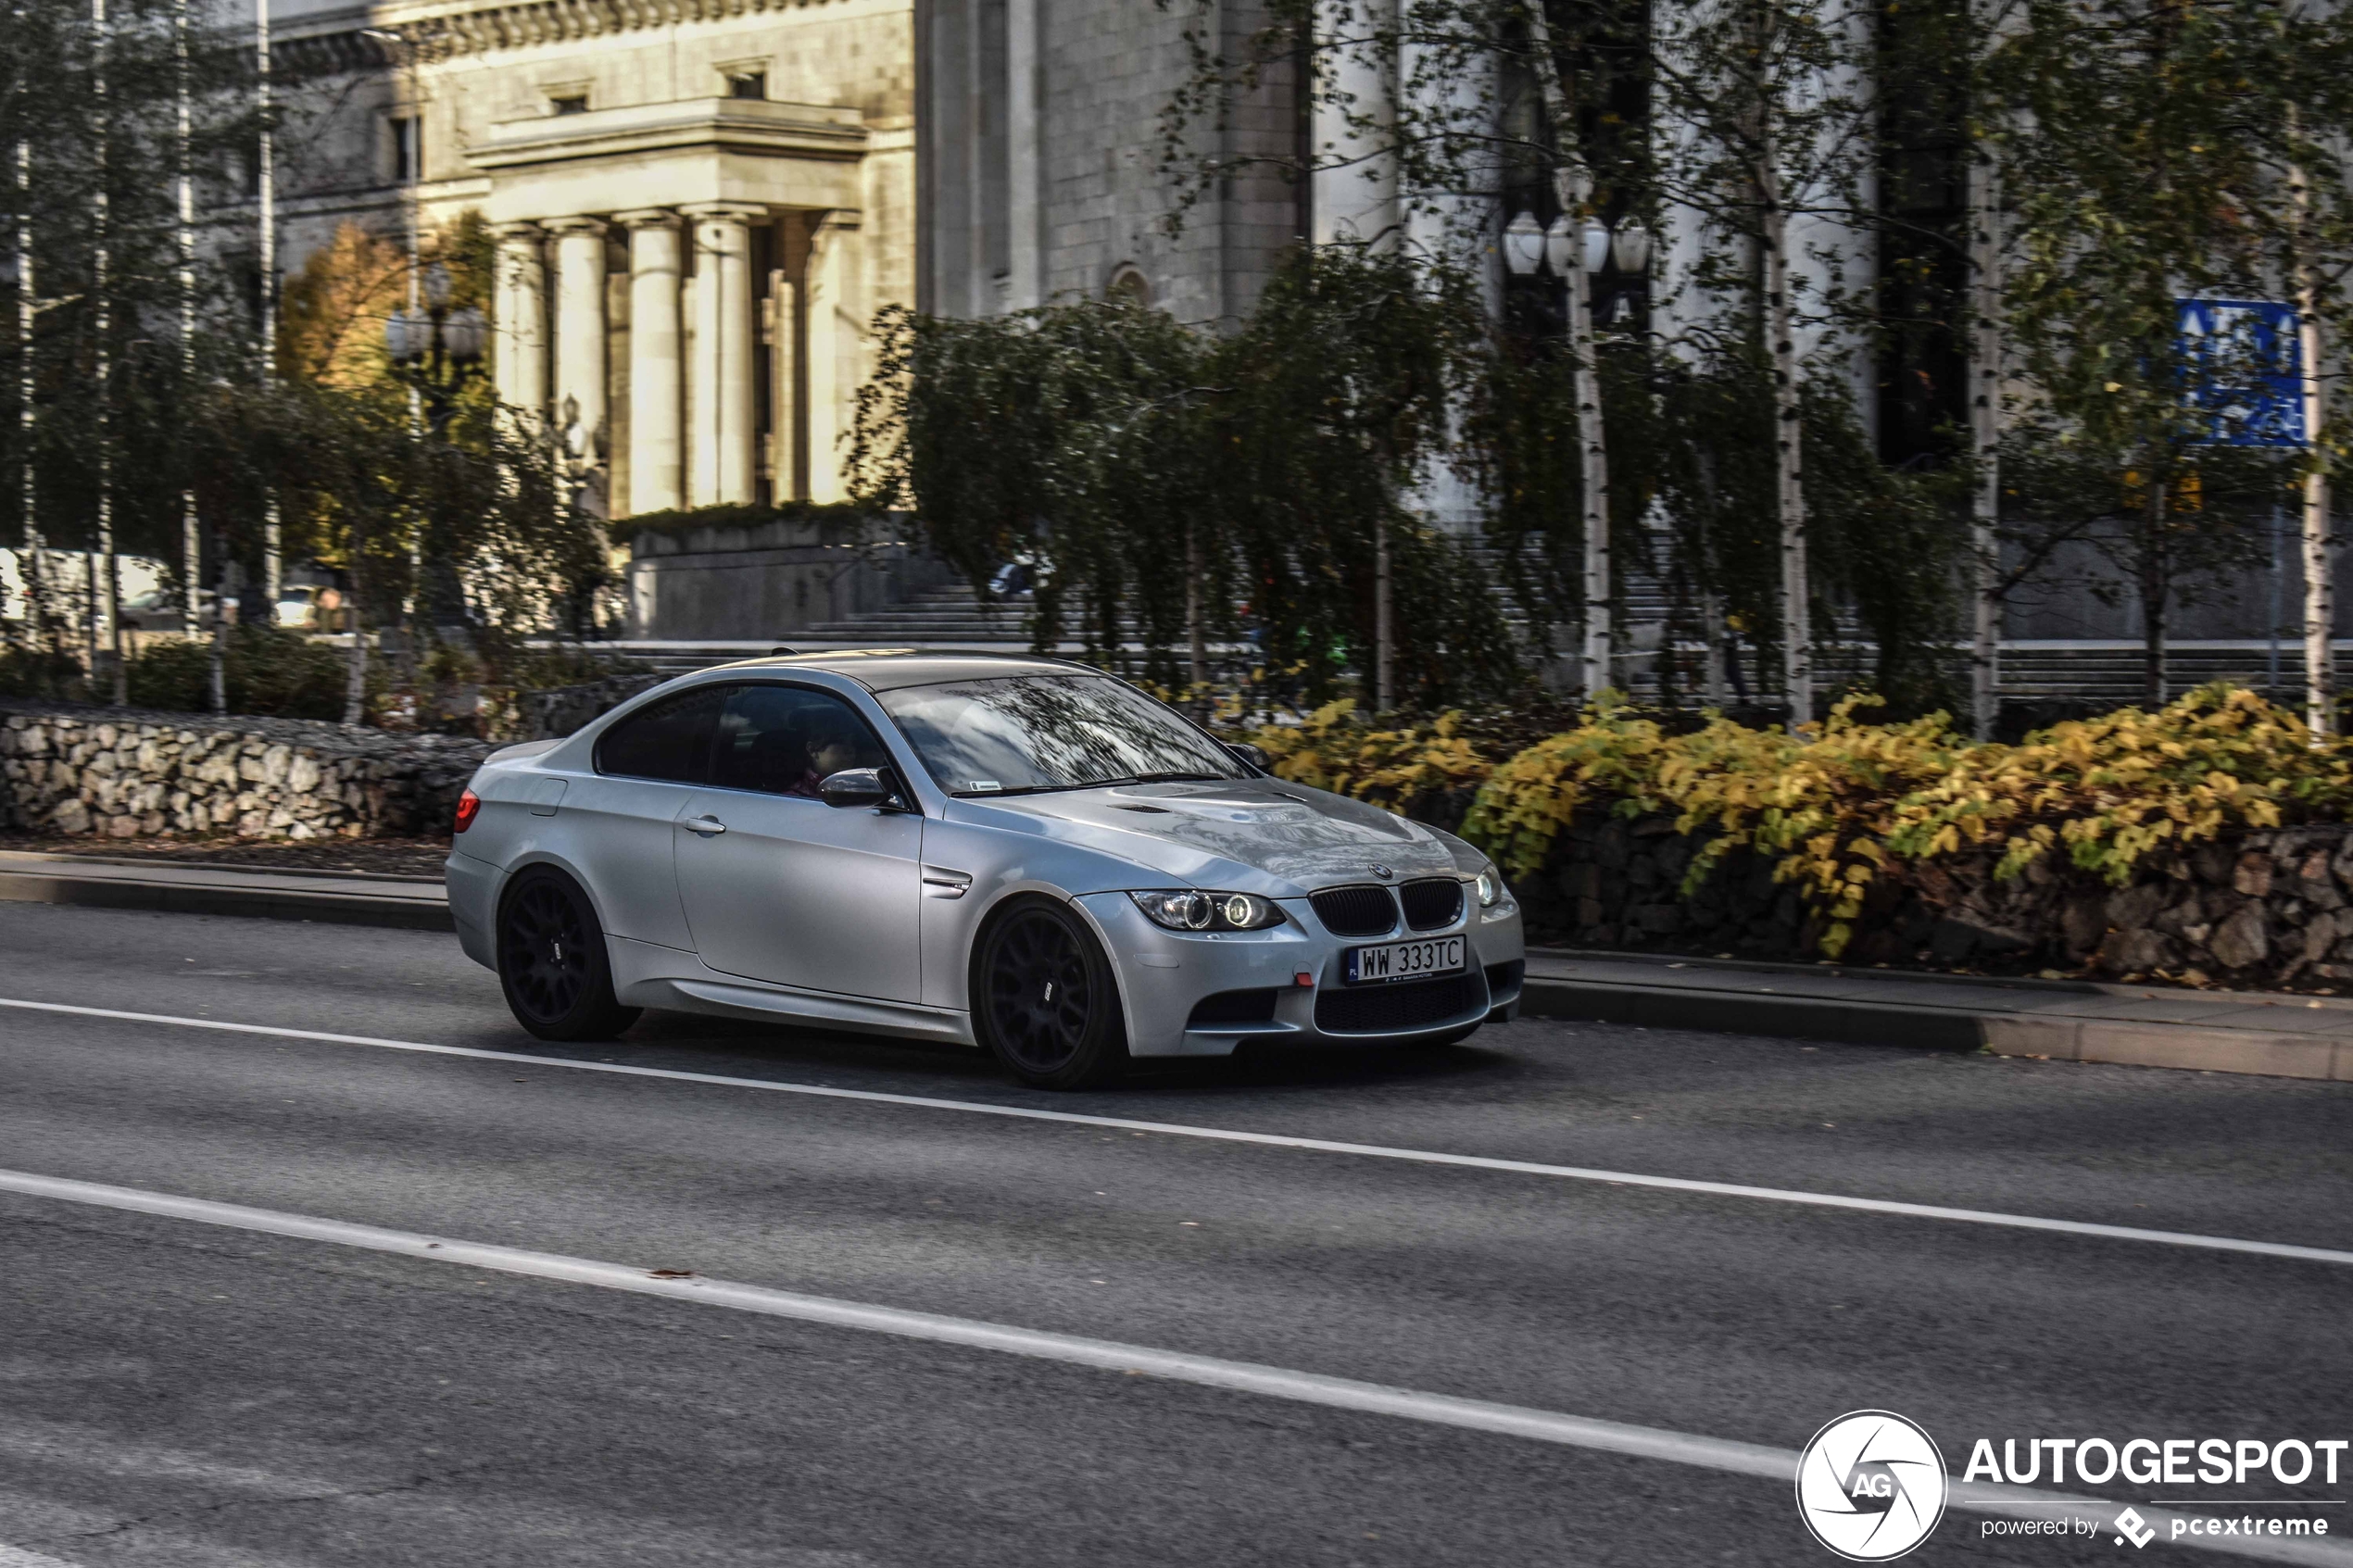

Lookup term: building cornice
[277,0,888,71]
[466,97,867,171]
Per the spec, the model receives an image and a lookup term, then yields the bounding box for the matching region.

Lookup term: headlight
[1474,865,1504,908]
[1129,890,1286,932]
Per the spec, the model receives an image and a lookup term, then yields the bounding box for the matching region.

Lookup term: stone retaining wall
[0,703,492,840]
[1516,811,2353,989]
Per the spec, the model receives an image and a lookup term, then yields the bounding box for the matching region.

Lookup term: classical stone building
[914,0,1302,324]
[269,0,915,511]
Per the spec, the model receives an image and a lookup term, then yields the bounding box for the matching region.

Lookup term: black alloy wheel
[975,898,1128,1089]
[497,869,640,1042]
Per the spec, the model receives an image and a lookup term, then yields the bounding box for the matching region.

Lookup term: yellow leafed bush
[1247,698,1497,816]
[1248,685,2353,959]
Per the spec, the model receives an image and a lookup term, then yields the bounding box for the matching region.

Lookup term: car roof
[701,647,1099,693]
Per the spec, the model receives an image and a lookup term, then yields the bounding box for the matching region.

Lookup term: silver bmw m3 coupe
[446,650,1526,1087]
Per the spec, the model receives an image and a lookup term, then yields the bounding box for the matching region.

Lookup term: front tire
[973,897,1129,1090]
[497,868,641,1042]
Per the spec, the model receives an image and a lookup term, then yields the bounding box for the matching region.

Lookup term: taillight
[454,788,481,833]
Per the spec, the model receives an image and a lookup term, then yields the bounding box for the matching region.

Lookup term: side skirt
[621,971,979,1048]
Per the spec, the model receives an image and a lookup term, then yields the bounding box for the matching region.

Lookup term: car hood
[952,778,1464,893]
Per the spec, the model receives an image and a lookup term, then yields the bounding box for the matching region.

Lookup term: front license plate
[1344,936,1466,985]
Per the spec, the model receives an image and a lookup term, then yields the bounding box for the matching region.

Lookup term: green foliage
[1249,684,2351,958]
[1218,249,1521,705]
[853,248,1524,705]
[1982,0,2353,684]
[123,624,354,720]
[0,645,90,702]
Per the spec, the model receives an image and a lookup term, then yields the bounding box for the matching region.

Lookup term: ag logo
[1795,1410,1949,1561]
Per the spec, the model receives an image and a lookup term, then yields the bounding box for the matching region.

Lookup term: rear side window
[595,684,724,784]
[710,684,892,797]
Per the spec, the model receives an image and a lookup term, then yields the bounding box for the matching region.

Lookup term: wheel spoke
[987,911,1099,1073]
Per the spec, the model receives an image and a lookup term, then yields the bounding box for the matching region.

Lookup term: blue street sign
[2175,297,2307,447]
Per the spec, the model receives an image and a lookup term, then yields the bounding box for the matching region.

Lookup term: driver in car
[787,717,863,798]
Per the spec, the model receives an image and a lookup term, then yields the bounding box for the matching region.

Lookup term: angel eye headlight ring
[1130,890,1285,932]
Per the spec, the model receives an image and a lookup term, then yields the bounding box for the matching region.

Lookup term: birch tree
[1158,0,1647,696]
[1646,0,1876,728]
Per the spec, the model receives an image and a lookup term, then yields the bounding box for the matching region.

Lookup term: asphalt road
[1,901,2348,1567]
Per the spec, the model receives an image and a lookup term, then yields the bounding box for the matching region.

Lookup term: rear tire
[497,868,641,1042]
[973,897,1129,1090]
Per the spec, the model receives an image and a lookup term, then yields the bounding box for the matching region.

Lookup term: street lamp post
[386,266,486,643]
[1503,208,1650,699]
[384,262,487,432]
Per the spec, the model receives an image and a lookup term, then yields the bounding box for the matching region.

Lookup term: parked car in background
[117,588,216,633]
[447,651,1526,1088]
[275,584,321,629]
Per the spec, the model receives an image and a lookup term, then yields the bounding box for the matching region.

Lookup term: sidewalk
[1522,948,2353,1083]
[0,850,451,931]
[5,850,2347,1082]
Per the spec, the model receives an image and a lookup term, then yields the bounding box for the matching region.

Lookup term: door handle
[682,815,727,837]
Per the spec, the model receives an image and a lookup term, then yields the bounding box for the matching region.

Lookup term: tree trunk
[1761,157,1808,732]
[1374,511,1392,711]
[1521,3,1611,701]
[1185,519,1206,711]
[207,533,228,716]
[2139,480,2169,710]
[344,558,369,727]
[14,138,37,659]
[2293,153,2334,740]
[256,0,282,607]
[1701,585,1728,707]
[1967,151,2003,741]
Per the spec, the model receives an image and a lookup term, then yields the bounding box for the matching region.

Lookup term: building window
[549,94,589,116]
[389,114,419,182]
[726,70,767,100]
[1106,265,1150,307]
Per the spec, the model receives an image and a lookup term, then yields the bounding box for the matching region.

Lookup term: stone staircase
[798,582,1038,646]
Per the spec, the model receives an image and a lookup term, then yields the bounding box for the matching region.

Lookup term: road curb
[6,860,2347,1083]
[1518,975,2353,1083]
[0,866,452,932]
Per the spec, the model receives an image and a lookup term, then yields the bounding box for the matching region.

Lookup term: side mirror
[1226,742,1270,771]
[818,768,889,809]
[819,765,913,811]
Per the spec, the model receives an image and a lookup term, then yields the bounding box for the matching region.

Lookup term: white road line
[5,996,2351,1271]
[1,1168,2344,1566]
[0,1546,88,1568]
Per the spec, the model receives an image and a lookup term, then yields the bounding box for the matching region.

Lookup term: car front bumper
[1074,890,1527,1058]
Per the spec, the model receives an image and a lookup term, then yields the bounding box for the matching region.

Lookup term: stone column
[1006,0,1041,309]
[547,217,610,465]
[804,210,862,504]
[684,204,763,507]
[618,210,683,517]
[491,223,547,426]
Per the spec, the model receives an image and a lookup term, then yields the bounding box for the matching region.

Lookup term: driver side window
[710,684,891,798]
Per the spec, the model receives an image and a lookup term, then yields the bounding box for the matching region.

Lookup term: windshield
[878,674,1250,797]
